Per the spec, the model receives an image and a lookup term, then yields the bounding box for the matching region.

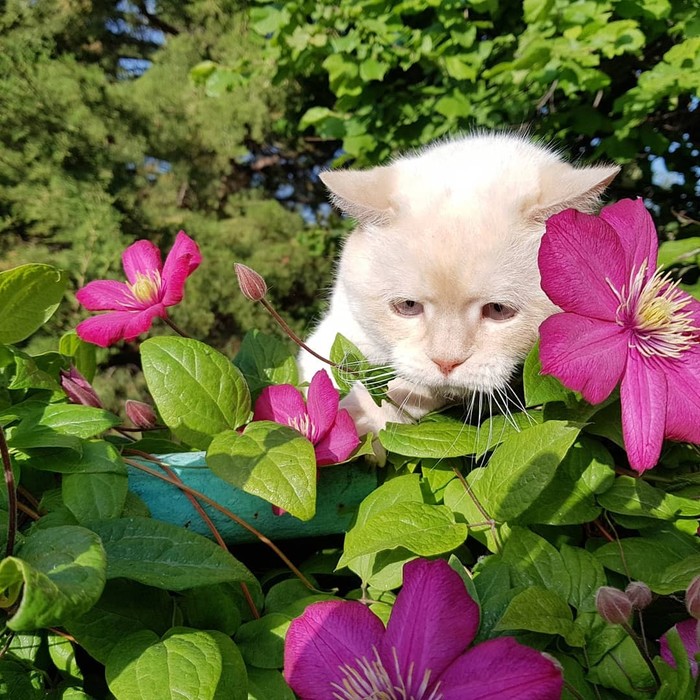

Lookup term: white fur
[300,133,618,436]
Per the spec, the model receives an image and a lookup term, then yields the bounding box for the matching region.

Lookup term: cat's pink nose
[432,358,465,376]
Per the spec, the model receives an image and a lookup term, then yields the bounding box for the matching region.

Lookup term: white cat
[300,133,619,436]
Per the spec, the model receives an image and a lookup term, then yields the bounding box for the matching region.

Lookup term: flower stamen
[608,262,697,359]
[128,270,162,304]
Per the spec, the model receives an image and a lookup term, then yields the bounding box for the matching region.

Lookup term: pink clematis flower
[284,558,563,700]
[76,231,202,347]
[253,370,360,466]
[659,618,699,678]
[538,198,700,473]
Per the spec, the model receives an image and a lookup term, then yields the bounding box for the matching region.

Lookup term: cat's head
[322,134,619,398]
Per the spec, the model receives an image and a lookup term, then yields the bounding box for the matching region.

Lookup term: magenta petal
[253,384,307,430]
[380,559,479,696]
[160,232,202,306]
[314,409,360,466]
[306,370,340,442]
[620,353,667,473]
[284,600,385,700]
[539,209,626,321]
[660,619,699,678]
[539,313,627,404]
[664,347,700,444]
[600,199,658,281]
[122,240,162,284]
[76,307,162,347]
[76,280,138,312]
[438,638,563,700]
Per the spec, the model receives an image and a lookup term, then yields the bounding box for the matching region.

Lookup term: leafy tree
[0,0,337,364]
[245,0,699,238]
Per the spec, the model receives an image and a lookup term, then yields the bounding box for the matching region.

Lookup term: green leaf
[47,632,82,681]
[247,668,295,700]
[341,502,467,563]
[0,526,106,631]
[598,476,700,520]
[359,58,389,81]
[657,237,700,268]
[0,658,44,698]
[595,528,700,593]
[233,330,298,396]
[207,422,317,521]
[523,0,555,23]
[0,264,67,344]
[106,627,247,700]
[64,579,173,664]
[329,333,393,403]
[141,337,251,449]
[59,331,97,381]
[34,404,121,438]
[342,475,423,584]
[560,545,606,612]
[89,517,256,590]
[477,421,581,521]
[496,587,584,646]
[523,342,575,406]
[587,636,655,698]
[379,421,479,458]
[517,438,614,525]
[502,526,571,602]
[178,583,242,636]
[235,613,290,669]
[27,439,125,474]
[63,471,128,523]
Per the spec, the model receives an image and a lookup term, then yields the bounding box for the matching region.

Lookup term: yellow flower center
[128,271,161,304]
[609,262,697,359]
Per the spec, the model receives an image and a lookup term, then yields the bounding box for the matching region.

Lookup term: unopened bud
[60,367,102,408]
[125,400,158,429]
[234,263,267,301]
[625,581,653,611]
[685,575,700,621]
[596,586,633,625]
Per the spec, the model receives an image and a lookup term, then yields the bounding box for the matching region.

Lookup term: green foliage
[247,0,699,239]
[0,257,698,699]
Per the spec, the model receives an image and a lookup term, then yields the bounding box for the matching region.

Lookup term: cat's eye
[392,300,424,317]
[482,302,517,321]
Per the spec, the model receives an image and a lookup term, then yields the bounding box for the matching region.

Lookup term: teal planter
[127,453,377,544]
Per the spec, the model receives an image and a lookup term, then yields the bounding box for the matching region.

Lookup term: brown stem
[451,465,502,552]
[260,298,338,369]
[592,519,615,543]
[162,316,191,338]
[259,297,414,420]
[620,621,661,690]
[48,628,77,643]
[17,485,40,511]
[562,680,586,700]
[0,427,16,558]
[123,455,320,592]
[155,460,260,619]
[17,502,40,521]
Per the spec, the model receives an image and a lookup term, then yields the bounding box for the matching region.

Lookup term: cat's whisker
[502,382,536,424]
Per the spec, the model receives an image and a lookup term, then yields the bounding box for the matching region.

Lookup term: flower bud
[685,575,700,621]
[625,581,653,611]
[234,263,267,301]
[596,586,633,625]
[125,400,158,429]
[60,367,102,408]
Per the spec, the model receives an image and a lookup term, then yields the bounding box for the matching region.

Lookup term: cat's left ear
[320,166,396,224]
[531,163,620,219]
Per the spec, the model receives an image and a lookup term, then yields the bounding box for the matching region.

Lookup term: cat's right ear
[320,166,395,224]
